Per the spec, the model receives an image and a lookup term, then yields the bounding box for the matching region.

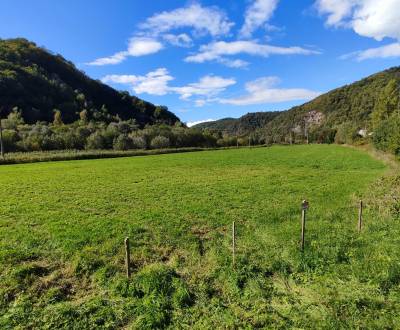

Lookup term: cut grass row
[0,147,214,165]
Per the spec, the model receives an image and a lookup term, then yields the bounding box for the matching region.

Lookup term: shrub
[373,114,400,155]
[86,131,107,150]
[150,136,170,149]
[113,134,132,151]
[334,122,359,144]
[62,129,87,149]
[1,129,20,152]
[217,136,237,147]
[131,136,147,149]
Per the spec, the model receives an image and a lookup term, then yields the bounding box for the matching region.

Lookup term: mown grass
[0,145,399,329]
[0,147,216,165]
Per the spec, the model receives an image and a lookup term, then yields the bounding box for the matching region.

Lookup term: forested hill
[262,66,400,141]
[0,38,180,126]
[195,66,400,152]
[193,111,281,135]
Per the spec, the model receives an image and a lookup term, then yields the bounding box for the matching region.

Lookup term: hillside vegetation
[196,67,400,155]
[0,38,179,126]
[194,111,281,135]
[2,145,400,328]
[0,39,241,154]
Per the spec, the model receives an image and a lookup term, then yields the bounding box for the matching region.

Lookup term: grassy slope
[0,145,399,328]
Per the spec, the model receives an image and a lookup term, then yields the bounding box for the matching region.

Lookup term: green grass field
[1,145,399,329]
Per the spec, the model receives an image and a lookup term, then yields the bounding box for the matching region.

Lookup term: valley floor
[0,145,399,329]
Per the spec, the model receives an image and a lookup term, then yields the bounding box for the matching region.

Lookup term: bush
[62,128,88,150]
[131,136,147,149]
[373,114,400,155]
[309,126,336,144]
[86,131,107,150]
[217,136,237,147]
[150,136,170,149]
[113,134,132,151]
[334,122,359,144]
[1,129,20,152]
[18,124,53,151]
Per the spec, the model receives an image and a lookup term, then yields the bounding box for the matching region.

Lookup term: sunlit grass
[1,145,399,328]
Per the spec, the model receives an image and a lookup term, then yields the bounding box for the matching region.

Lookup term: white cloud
[240,0,279,38]
[316,0,400,41]
[185,40,320,65]
[171,75,236,100]
[102,69,235,102]
[139,3,233,37]
[352,0,400,41]
[218,58,250,68]
[87,37,163,66]
[316,0,355,27]
[341,42,400,61]
[186,119,215,127]
[102,68,173,95]
[86,51,129,66]
[317,0,400,61]
[87,3,234,66]
[162,33,193,47]
[127,37,164,56]
[219,76,320,106]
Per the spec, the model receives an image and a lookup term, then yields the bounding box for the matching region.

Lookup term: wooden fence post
[124,237,131,279]
[232,221,236,267]
[358,200,363,232]
[300,200,309,251]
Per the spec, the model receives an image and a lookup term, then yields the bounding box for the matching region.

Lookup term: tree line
[0,108,260,155]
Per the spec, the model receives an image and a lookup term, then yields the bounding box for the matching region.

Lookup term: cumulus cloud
[341,42,400,61]
[219,76,320,106]
[316,0,400,41]
[102,68,236,102]
[316,0,400,60]
[127,37,164,56]
[186,119,215,127]
[87,3,234,66]
[352,0,400,41]
[218,58,250,68]
[171,75,236,100]
[87,37,163,66]
[162,33,193,47]
[102,68,173,95]
[315,0,355,27]
[87,51,129,66]
[240,0,280,38]
[139,3,234,37]
[185,40,320,65]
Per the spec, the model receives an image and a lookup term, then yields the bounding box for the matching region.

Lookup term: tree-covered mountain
[196,67,400,154]
[0,38,180,126]
[263,66,400,142]
[193,111,281,135]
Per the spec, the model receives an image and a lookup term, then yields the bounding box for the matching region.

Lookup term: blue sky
[1,0,399,126]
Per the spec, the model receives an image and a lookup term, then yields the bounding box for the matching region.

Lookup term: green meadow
[1,145,399,329]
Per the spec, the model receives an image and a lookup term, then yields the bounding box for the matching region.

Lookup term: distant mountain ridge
[195,66,400,145]
[193,111,282,135]
[0,38,180,126]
